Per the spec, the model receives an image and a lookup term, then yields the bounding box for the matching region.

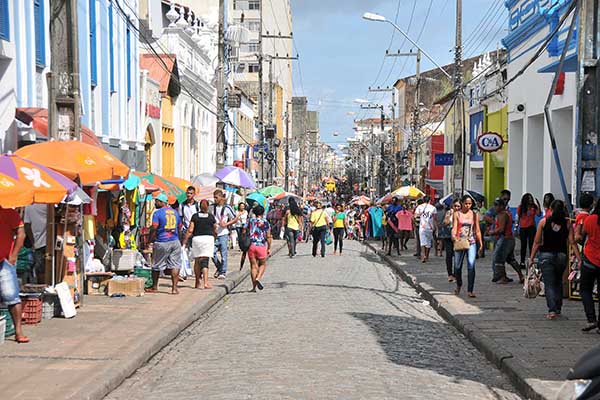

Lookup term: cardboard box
[107,278,145,297]
[86,273,114,296]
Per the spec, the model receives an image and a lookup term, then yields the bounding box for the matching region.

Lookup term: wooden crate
[107,278,145,297]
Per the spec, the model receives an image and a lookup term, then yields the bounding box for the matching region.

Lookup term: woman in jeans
[579,203,600,332]
[283,197,303,258]
[441,199,461,282]
[529,200,581,320]
[452,195,483,298]
[516,193,541,267]
[310,201,330,257]
[332,204,348,255]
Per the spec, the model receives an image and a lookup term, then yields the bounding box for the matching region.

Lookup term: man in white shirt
[211,189,239,279]
[24,204,47,283]
[414,196,438,263]
[179,186,199,238]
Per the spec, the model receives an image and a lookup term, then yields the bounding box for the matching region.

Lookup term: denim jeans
[312,226,327,257]
[213,234,229,274]
[454,243,477,292]
[443,238,454,277]
[286,228,299,256]
[581,258,600,323]
[493,237,521,280]
[0,259,21,305]
[538,251,567,313]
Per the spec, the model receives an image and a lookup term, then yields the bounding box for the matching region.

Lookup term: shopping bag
[523,262,542,299]
[325,231,333,245]
[180,246,192,278]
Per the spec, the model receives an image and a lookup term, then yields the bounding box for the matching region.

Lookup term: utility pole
[577,0,599,205]
[454,0,464,194]
[216,0,226,169]
[258,3,265,187]
[360,104,385,195]
[386,49,421,186]
[368,86,396,189]
[284,100,292,192]
[48,0,81,295]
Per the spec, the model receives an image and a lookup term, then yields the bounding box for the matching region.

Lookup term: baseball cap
[156,193,169,203]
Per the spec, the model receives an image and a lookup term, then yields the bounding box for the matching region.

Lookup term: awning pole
[544,0,579,214]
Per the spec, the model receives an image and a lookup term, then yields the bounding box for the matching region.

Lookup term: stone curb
[67,242,287,400]
[364,241,546,400]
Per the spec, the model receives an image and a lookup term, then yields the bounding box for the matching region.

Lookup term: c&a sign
[477,132,505,153]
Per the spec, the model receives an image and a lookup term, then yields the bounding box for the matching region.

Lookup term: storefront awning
[140,54,180,98]
[15,107,103,147]
[424,178,444,191]
[537,53,577,73]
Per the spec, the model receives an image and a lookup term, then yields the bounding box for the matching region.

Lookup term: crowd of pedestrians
[142,183,600,334]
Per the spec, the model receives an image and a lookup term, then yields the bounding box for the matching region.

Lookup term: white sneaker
[217,274,226,280]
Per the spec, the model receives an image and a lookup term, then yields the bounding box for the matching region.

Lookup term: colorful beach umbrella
[0,154,78,208]
[15,141,129,184]
[391,186,425,199]
[271,191,301,203]
[165,176,195,191]
[246,192,268,211]
[351,195,372,206]
[133,171,186,204]
[259,185,285,197]
[215,166,256,189]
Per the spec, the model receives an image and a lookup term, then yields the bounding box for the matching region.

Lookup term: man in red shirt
[0,207,28,343]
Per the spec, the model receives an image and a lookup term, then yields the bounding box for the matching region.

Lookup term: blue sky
[290,0,508,148]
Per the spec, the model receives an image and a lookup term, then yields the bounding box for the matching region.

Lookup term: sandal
[144,288,158,293]
[454,287,461,296]
[15,335,30,343]
[547,312,558,320]
[467,292,477,298]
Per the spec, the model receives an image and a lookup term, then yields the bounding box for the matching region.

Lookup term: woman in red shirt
[517,193,541,267]
[580,204,600,332]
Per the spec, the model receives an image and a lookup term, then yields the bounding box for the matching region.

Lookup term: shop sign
[477,132,504,153]
[145,104,161,119]
[434,153,454,166]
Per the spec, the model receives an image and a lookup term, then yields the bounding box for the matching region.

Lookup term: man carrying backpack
[211,189,239,279]
[179,186,199,245]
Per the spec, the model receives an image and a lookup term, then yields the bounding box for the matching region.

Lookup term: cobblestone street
[107,240,521,400]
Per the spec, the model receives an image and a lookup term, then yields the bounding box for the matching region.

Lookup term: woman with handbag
[529,200,582,320]
[310,201,330,258]
[576,201,600,331]
[452,195,483,298]
[283,197,303,258]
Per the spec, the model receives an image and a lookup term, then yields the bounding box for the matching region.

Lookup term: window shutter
[126,26,131,98]
[109,1,115,92]
[89,0,97,86]
[0,0,9,41]
[34,0,45,67]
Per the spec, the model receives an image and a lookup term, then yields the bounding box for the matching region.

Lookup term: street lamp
[362,12,452,80]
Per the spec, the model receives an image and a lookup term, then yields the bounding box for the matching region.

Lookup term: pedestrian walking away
[441,199,460,282]
[516,193,541,267]
[182,199,216,290]
[385,197,403,256]
[488,198,525,285]
[452,195,483,298]
[332,204,348,255]
[310,201,330,257]
[576,197,600,332]
[415,196,438,263]
[244,205,272,292]
[413,199,424,257]
[0,206,29,343]
[211,189,239,279]
[147,193,182,295]
[529,200,582,320]
[283,197,303,258]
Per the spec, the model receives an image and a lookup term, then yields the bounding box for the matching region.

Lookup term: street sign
[227,91,241,108]
[477,132,504,153]
[434,153,454,166]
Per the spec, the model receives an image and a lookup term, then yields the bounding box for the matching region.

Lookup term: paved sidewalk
[0,242,285,400]
[364,240,598,400]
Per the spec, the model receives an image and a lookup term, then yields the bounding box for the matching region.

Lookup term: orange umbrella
[15,141,129,185]
[164,176,195,191]
[0,154,78,208]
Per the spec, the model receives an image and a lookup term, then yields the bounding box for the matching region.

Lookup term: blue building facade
[0,0,143,168]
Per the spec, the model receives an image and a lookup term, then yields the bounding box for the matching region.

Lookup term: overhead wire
[464,5,507,57]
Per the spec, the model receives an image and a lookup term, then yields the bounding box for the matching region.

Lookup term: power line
[462,0,503,49]
[464,5,507,57]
